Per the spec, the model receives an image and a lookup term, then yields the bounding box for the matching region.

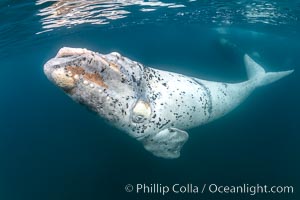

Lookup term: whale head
[44,47,150,134]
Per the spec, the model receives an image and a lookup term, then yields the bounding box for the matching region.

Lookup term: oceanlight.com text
[124,183,294,196]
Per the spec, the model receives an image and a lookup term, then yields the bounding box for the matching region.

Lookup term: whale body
[44,47,293,159]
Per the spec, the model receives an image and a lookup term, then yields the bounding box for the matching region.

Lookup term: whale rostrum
[44,47,294,159]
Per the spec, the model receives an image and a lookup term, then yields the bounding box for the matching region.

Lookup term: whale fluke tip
[244,54,294,87]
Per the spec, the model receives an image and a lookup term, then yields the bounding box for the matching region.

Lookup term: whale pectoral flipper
[142,128,189,159]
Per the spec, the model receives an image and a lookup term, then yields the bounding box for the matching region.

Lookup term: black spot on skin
[132,75,136,83]
[169,128,175,133]
[159,120,171,129]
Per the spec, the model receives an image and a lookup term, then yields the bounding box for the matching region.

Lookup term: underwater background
[0,0,299,199]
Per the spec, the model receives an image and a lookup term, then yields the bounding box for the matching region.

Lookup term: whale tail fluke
[244,54,294,87]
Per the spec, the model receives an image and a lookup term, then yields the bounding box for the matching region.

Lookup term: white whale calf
[44,47,293,158]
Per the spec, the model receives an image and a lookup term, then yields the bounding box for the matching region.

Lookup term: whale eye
[132,100,151,123]
[133,115,145,123]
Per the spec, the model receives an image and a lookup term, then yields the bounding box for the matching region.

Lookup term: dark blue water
[0,1,299,200]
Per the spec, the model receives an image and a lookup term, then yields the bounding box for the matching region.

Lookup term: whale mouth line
[44,55,82,70]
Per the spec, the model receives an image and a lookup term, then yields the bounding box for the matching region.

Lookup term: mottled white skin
[44,47,293,159]
[143,69,253,131]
